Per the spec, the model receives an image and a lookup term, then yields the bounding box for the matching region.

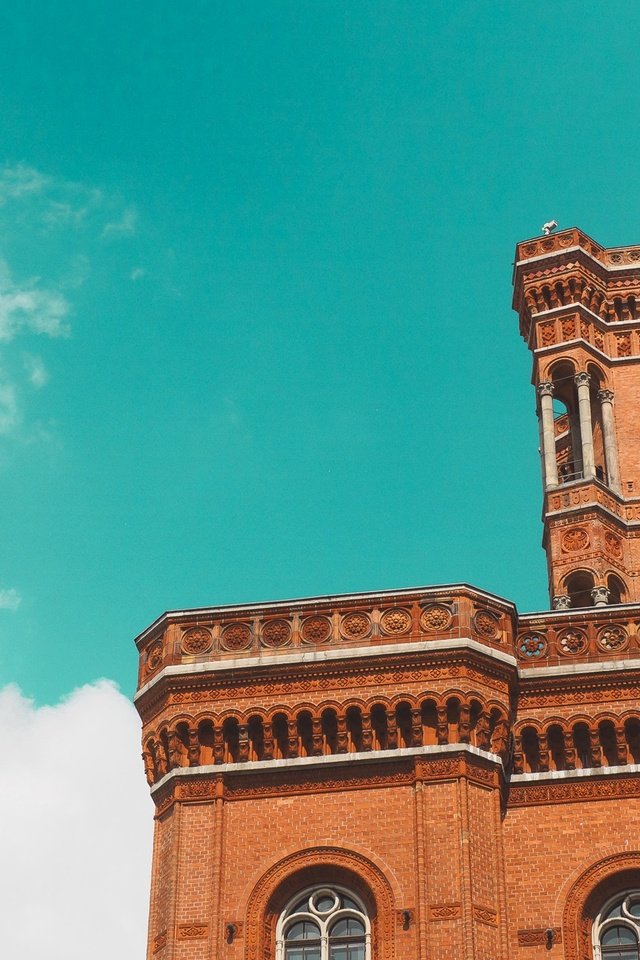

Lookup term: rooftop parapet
[514,228,640,269]
[134,583,518,692]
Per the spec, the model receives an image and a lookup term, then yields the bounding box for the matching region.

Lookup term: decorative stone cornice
[508,769,640,807]
[151,748,502,815]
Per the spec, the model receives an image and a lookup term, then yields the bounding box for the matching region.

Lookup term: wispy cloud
[23,354,48,388]
[0,164,50,204]
[0,588,21,611]
[0,163,137,444]
[0,263,70,343]
[130,266,146,281]
[102,206,137,238]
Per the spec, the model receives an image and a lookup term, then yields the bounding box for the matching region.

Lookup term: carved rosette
[146,641,164,674]
[301,615,332,644]
[604,532,623,558]
[561,528,590,552]
[260,619,291,648]
[557,628,588,656]
[473,610,500,640]
[181,627,213,656]
[420,604,453,632]
[340,612,372,640]
[597,624,628,652]
[379,608,412,635]
[220,622,253,651]
[517,633,547,659]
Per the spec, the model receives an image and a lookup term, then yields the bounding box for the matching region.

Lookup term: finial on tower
[542,219,558,236]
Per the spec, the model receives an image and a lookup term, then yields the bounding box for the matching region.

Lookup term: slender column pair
[538,375,620,490]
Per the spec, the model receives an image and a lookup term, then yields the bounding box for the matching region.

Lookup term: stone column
[591,585,610,607]
[575,372,596,479]
[538,381,559,487]
[597,389,621,492]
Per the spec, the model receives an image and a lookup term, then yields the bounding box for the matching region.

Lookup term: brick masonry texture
[136,229,640,959]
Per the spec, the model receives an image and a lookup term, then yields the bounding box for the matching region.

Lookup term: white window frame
[275,884,372,960]
[592,890,640,959]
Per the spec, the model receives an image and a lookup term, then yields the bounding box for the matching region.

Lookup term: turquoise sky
[1,2,639,704]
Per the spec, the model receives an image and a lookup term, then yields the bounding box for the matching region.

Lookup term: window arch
[565,570,596,608]
[276,885,371,960]
[592,891,640,959]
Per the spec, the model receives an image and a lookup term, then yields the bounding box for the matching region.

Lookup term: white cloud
[0,681,153,959]
[23,354,49,388]
[0,164,50,204]
[0,263,70,342]
[0,587,21,610]
[130,266,146,281]
[0,379,19,434]
[102,206,137,238]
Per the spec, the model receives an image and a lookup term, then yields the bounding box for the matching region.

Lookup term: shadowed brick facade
[135,228,640,959]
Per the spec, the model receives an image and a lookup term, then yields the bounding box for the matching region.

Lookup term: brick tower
[135,228,640,960]
[512,228,640,609]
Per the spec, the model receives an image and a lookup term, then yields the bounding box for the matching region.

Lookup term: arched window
[565,570,596,608]
[277,886,370,960]
[593,891,640,959]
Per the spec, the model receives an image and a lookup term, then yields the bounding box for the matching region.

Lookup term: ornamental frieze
[142,668,510,722]
[508,774,640,807]
[517,679,640,709]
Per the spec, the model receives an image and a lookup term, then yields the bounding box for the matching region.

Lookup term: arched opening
[446,697,460,744]
[321,709,338,755]
[248,715,265,761]
[573,722,592,769]
[167,722,190,768]
[245,848,396,960]
[626,718,640,764]
[198,720,215,765]
[272,713,289,760]
[421,699,438,746]
[593,891,640,959]
[395,702,412,749]
[370,704,388,751]
[564,860,640,960]
[521,726,540,773]
[346,707,363,753]
[297,711,314,758]
[565,570,596,608]
[222,717,239,763]
[279,885,370,960]
[549,360,582,482]
[548,724,566,771]
[468,699,482,744]
[608,574,627,605]
[599,720,618,768]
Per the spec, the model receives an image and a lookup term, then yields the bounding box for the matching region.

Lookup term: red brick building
[134,228,640,960]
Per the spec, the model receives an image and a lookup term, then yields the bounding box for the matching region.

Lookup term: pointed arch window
[593,891,640,959]
[276,886,370,960]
